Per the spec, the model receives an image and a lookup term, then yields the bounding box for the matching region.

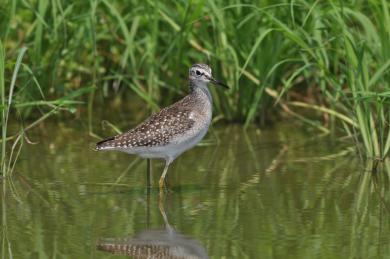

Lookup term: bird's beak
[208,76,229,89]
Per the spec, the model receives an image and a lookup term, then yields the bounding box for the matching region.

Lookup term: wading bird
[96,64,228,190]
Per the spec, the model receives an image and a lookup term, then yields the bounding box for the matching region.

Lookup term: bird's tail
[95,137,116,151]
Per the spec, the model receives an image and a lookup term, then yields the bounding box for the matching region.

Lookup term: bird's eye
[195,70,201,76]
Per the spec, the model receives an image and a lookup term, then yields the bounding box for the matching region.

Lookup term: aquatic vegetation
[0,40,91,177]
[0,41,27,179]
[1,0,389,158]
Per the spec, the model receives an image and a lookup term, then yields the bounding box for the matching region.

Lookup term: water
[1,121,390,258]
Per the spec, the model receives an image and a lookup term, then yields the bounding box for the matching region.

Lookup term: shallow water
[1,120,390,258]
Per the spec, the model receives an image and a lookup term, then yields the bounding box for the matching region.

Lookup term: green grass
[0,41,27,179]
[0,40,92,178]
[0,0,389,159]
[1,41,5,176]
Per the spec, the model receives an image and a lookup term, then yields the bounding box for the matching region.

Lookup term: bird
[95,64,228,190]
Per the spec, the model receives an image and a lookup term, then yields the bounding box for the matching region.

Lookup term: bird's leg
[146,159,152,189]
[159,161,170,191]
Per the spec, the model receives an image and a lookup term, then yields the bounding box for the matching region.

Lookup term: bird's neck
[190,81,212,105]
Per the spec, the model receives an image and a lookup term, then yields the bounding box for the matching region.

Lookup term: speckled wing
[96,103,195,150]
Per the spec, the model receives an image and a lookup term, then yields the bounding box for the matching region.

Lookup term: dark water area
[1,120,390,258]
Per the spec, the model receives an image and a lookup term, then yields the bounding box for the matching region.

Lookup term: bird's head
[189,64,228,89]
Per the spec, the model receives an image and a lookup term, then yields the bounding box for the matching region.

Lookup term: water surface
[1,121,389,258]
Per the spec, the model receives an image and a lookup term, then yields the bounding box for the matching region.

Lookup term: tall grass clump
[0,42,91,179]
[322,1,390,160]
[1,1,297,123]
[0,41,27,179]
[266,1,390,159]
[339,2,390,160]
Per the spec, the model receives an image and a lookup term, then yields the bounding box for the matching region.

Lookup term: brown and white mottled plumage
[96,64,228,189]
[96,95,199,150]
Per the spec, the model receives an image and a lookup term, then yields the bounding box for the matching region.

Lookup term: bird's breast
[190,100,212,127]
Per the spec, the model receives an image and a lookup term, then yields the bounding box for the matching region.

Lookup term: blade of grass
[1,41,6,173]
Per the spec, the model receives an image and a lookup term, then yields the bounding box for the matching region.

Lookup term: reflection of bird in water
[96,195,208,258]
[96,229,208,259]
[95,64,228,190]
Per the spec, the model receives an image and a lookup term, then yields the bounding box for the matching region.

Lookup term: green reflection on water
[1,122,389,258]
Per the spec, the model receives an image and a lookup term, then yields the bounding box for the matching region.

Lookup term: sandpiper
[96,64,228,189]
